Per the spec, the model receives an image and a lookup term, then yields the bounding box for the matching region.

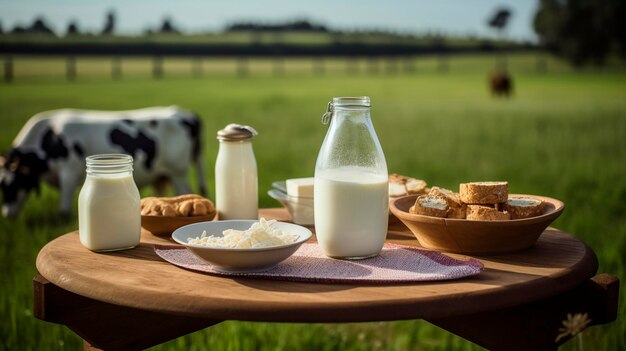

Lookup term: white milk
[215,141,258,220]
[79,173,141,251]
[314,167,389,258]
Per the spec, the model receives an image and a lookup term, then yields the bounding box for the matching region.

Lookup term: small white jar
[215,124,258,220]
[78,154,141,252]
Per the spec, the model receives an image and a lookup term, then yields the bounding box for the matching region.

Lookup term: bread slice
[459,181,508,204]
[389,173,428,197]
[406,179,427,195]
[447,205,467,219]
[389,173,408,183]
[429,187,462,207]
[409,195,448,217]
[389,182,407,197]
[466,205,511,221]
[389,173,408,197]
[429,187,466,219]
[506,197,545,219]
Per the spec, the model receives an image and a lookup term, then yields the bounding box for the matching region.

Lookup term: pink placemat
[154,243,483,284]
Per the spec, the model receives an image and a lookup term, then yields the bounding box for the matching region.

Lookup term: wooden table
[33,209,619,351]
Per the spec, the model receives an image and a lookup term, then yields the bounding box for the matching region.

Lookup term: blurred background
[1,0,625,350]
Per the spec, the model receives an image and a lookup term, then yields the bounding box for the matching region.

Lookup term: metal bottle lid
[217,123,258,141]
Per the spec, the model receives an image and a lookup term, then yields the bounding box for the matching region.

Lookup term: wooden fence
[1,54,552,83]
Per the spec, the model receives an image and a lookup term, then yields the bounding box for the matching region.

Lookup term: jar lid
[217,123,258,141]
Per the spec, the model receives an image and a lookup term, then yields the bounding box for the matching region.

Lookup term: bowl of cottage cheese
[172,218,312,272]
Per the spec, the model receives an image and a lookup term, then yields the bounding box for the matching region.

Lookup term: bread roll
[178,200,194,216]
[459,181,508,204]
[140,195,214,217]
[506,197,545,219]
[466,205,511,221]
[409,195,448,218]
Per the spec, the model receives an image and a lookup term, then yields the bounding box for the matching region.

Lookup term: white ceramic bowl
[268,189,314,225]
[268,181,314,225]
[172,220,313,273]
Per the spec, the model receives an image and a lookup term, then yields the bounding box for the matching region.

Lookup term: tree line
[2,1,625,67]
[0,12,332,37]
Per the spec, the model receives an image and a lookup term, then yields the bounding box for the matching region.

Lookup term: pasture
[1,53,625,350]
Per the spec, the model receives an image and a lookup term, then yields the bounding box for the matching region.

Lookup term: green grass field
[1,53,625,350]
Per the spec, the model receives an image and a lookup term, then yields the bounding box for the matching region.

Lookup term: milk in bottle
[314,97,389,259]
[215,124,258,220]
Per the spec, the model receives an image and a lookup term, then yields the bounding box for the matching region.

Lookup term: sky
[0,0,539,41]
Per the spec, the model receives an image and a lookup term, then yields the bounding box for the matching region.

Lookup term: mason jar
[78,154,141,252]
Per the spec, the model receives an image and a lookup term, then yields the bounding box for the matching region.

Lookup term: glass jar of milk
[78,154,141,252]
[314,97,389,259]
[215,123,258,220]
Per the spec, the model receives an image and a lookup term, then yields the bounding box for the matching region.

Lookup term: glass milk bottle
[78,154,141,252]
[314,96,389,259]
[215,123,258,220]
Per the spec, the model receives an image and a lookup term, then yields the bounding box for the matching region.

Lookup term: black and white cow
[0,106,206,218]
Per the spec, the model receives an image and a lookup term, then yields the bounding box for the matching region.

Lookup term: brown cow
[489,71,513,97]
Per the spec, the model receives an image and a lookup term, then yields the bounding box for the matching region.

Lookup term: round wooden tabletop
[36,209,598,323]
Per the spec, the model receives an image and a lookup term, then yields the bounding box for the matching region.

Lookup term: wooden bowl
[389,194,564,255]
[388,197,406,226]
[141,212,216,236]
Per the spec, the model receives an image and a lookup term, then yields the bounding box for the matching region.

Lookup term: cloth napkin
[154,243,483,284]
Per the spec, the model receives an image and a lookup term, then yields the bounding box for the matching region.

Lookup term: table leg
[427,273,619,351]
[33,274,221,350]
